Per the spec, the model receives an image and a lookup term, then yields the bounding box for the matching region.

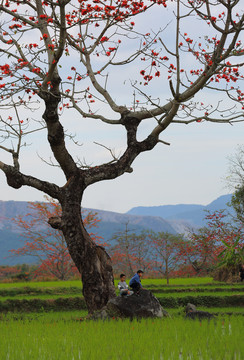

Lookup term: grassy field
[0,277,243,359]
[0,315,243,359]
[0,279,83,289]
[0,276,217,289]
[1,277,243,312]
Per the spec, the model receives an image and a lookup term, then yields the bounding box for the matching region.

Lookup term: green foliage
[231,185,244,224]
[188,210,244,278]
[217,234,244,268]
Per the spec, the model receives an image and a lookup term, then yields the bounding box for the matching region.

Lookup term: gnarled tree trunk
[42,85,115,312]
[49,184,116,313]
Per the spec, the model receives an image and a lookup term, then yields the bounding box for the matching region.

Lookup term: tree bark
[41,85,117,313]
[49,189,116,313]
[165,259,169,285]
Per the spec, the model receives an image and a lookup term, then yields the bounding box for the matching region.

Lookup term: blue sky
[0,119,242,213]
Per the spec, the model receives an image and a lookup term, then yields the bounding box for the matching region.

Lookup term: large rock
[185,303,215,320]
[91,289,169,320]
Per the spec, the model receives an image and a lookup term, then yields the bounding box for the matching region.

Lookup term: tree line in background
[95,206,244,283]
[1,193,243,284]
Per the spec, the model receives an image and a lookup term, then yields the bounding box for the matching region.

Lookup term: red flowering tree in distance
[177,225,220,275]
[0,0,243,312]
[179,210,244,279]
[109,227,153,276]
[150,232,184,284]
[10,197,103,280]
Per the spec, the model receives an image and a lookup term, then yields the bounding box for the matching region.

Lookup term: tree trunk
[166,260,169,285]
[49,195,116,313]
[42,88,116,313]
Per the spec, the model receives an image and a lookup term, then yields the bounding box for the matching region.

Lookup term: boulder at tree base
[91,289,169,319]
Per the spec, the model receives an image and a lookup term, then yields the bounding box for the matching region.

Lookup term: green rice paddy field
[0,277,243,359]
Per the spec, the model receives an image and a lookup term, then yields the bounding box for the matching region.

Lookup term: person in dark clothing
[239,264,244,282]
[129,270,144,293]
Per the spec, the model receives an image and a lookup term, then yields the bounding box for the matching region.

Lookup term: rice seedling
[0,315,243,360]
[0,278,243,359]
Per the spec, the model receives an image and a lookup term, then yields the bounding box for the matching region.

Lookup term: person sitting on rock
[129,270,144,293]
[118,273,133,296]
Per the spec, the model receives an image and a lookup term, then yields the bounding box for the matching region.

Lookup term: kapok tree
[10,197,102,280]
[177,226,220,274]
[110,227,153,276]
[226,145,244,225]
[0,0,243,312]
[150,232,183,284]
[109,222,136,277]
[180,210,244,279]
[204,211,244,270]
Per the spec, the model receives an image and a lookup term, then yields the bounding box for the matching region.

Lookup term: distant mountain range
[127,194,233,228]
[0,194,233,265]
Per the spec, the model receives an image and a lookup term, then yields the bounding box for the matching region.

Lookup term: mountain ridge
[0,194,233,265]
[126,194,233,227]
[0,201,177,265]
